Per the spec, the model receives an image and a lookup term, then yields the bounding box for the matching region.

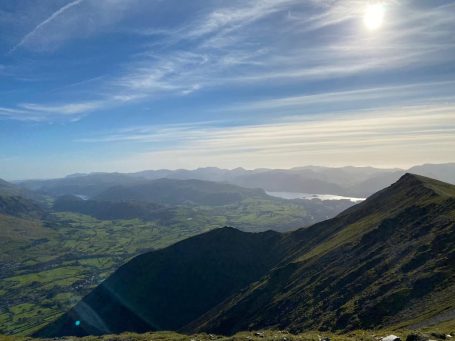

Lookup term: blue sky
[0,0,454,179]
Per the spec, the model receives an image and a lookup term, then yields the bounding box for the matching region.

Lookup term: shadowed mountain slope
[35,227,297,337]
[36,174,455,337]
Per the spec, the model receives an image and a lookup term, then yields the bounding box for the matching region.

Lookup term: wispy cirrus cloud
[2,0,455,179]
[108,0,455,102]
[228,80,455,113]
[184,0,293,39]
[19,101,102,115]
[0,100,104,121]
[2,0,455,123]
[76,103,455,170]
[8,0,85,53]
[6,0,140,53]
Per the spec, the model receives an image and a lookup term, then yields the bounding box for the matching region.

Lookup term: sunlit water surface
[266,191,365,203]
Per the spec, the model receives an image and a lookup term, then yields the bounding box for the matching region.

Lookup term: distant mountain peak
[336,172,453,221]
[397,172,425,182]
[372,172,439,196]
[205,226,242,236]
[64,173,88,178]
[388,172,429,191]
[392,172,455,197]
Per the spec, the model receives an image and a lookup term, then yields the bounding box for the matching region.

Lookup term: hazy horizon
[4,162,454,182]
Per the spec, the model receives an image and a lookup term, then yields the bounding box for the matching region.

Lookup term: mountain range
[17,163,455,198]
[35,173,455,337]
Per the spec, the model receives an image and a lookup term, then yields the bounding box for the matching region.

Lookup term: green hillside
[0,179,50,268]
[94,178,270,206]
[53,195,170,221]
[192,174,455,334]
[35,228,296,337]
[1,179,342,335]
[0,179,45,219]
[0,211,215,336]
[35,174,455,337]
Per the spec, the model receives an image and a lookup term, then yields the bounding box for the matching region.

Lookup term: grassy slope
[36,174,455,338]
[8,174,453,337]
[191,174,455,334]
[34,228,297,337]
[0,180,45,219]
[0,211,213,336]
[0,194,338,336]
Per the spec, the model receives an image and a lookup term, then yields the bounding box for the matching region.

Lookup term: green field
[0,211,211,335]
[0,198,321,336]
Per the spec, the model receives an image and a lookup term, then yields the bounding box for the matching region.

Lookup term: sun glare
[363,3,385,30]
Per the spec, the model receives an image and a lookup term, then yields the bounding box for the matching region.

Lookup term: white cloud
[20,101,102,115]
[9,0,85,53]
[0,100,104,121]
[8,0,141,53]
[229,80,455,112]
[75,103,455,170]
[185,0,293,38]
[3,0,455,122]
[108,0,455,101]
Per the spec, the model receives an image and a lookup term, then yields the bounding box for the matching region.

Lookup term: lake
[266,191,365,203]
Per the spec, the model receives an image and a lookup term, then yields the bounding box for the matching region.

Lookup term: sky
[0,0,454,180]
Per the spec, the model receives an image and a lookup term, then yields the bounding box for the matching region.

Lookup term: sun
[363,3,385,30]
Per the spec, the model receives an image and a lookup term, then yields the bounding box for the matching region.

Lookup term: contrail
[9,0,84,53]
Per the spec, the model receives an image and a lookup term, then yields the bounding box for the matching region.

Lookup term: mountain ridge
[190,173,455,334]
[34,173,455,337]
[34,227,295,337]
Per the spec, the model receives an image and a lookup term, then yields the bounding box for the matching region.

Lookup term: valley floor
[1,197,349,336]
